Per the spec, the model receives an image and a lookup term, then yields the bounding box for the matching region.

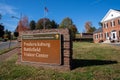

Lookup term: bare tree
[15,16,29,32]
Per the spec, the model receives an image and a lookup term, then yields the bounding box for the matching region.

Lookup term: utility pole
[8,32,12,49]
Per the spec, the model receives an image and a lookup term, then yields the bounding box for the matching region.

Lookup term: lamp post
[11,15,21,33]
[11,16,20,20]
[8,32,12,49]
[10,15,21,49]
[11,13,22,20]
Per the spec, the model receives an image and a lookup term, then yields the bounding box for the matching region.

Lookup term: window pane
[114,21,115,26]
[118,19,120,25]
[113,33,115,38]
[119,31,120,37]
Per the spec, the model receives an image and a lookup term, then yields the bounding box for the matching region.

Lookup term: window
[104,33,106,39]
[107,23,108,28]
[104,22,108,28]
[96,35,98,39]
[95,34,98,39]
[119,31,120,37]
[107,33,109,37]
[111,20,115,27]
[99,33,103,39]
[99,34,101,38]
[113,33,115,39]
[101,34,103,38]
[104,23,106,28]
[105,23,108,28]
[110,22,112,27]
[114,21,115,26]
[105,32,109,39]
[99,33,101,39]
[94,35,96,39]
[118,19,120,25]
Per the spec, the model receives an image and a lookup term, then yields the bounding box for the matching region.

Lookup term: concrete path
[109,43,120,47]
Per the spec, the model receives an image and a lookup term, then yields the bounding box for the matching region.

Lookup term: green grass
[0,42,120,80]
[73,42,120,60]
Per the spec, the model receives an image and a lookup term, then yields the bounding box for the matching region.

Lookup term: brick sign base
[16,28,73,71]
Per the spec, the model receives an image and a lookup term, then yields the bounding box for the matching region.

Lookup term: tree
[4,29,9,39]
[85,21,92,33]
[0,14,4,38]
[14,32,19,37]
[4,29,11,40]
[15,16,29,33]
[36,18,51,29]
[0,23,4,38]
[59,17,78,40]
[7,31,11,40]
[29,20,36,30]
[85,21,96,33]
[98,22,103,27]
[21,16,29,27]
[50,20,58,28]
[69,25,78,39]
[59,17,73,28]
[36,18,58,29]
[90,26,96,32]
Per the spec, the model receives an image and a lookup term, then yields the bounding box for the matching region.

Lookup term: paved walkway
[102,41,120,47]
[0,40,18,50]
[0,48,19,62]
[107,42,120,47]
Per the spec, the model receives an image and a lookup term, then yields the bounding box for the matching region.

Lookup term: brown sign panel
[21,33,61,65]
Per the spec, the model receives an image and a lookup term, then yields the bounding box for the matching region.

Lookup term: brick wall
[17,28,73,70]
[94,17,120,43]
[93,32,103,43]
[102,17,120,41]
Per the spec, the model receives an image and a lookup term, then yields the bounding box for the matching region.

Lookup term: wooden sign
[21,33,61,65]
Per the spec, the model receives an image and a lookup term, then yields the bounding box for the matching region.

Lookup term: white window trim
[118,19,120,25]
[105,32,109,40]
[111,20,115,27]
[95,34,98,40]
[105,22,108,28]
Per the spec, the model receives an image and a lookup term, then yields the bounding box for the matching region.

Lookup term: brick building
[93,27,103,43]
[93,9,120,43]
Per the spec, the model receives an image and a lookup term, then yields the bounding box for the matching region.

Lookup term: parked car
[2,39,7,42]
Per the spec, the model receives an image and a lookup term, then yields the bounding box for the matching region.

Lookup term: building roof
[115,9,120,12]
[93,27,103,33]
[101,9,120,22]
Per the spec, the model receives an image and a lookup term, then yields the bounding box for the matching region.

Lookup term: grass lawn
[0,42,120,80]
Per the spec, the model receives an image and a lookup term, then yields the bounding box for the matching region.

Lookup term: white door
[111,32,117,40]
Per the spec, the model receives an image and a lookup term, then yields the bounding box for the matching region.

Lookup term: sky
[0,0,120,32]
